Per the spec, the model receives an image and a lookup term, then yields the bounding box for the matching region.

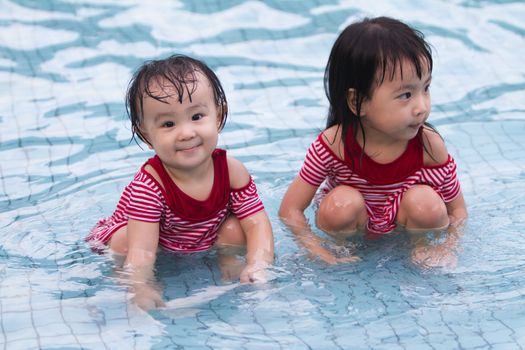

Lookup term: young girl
[87,54,274,309]
[279,17,467,266]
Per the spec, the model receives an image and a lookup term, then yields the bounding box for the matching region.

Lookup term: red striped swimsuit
[87,149,264,252]
[299,128,461,234]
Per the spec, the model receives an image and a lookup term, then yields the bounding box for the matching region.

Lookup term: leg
[316,185,368,239]
[397,185,455,268]
[396,185,449,232]
[215,215,247,248]
[109,225,128,255]
[215,215,247,281]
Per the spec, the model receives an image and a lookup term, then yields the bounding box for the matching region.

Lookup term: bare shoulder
[320,125,344,160]
[227,155,251,189]
[143,164,165,190]
[422,126,449,166]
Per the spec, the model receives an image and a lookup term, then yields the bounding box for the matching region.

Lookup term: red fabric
[298,129,460,234]
[344,126,424,185]
[146,149,229,221]
[87,148,266,252]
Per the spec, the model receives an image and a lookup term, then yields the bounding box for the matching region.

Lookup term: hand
[131,284,165,311]
[240,263,268,283]
[314,248,361,265]
[218,254,245,281]
[411,244,457,269]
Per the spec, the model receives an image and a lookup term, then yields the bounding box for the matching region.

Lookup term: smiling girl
[87,55,274,309]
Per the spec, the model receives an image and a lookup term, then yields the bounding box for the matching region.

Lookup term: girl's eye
[424,84,431,92]
[162,121,175,128]
[399,92,411,100]
[192,113,204,121]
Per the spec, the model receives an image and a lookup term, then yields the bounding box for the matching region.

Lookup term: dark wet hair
[324,16,436,159]
[126,54,228,145]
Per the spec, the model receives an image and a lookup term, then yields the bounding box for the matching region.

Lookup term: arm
[413,129,468,267]
[440,192,468,248]
[446,192,467,226]
[238,210,274,283]
[227,156,274,282]
[124,218,164,310]
[424,127,468,233]
[279,176,355,265]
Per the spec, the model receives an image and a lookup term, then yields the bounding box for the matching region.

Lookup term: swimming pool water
[1,1,524,349]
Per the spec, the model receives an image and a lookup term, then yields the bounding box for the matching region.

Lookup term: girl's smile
[138,71,221,177]
[176,142,202,152]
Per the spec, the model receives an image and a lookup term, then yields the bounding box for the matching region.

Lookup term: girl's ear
[346,88,358,115]
[217,103,228,129]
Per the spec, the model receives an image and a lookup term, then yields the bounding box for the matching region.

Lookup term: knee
[216,216,246,247]
[109,226,128,255]
[316,186,366,234]
[400,185,448,229]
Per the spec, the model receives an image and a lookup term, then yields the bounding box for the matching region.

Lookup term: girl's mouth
[177,143,200,152]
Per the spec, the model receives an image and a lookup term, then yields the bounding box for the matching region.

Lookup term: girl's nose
[177,123,196,140]
[414,93,429,116]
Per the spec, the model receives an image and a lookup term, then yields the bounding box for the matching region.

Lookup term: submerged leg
[397,185,456,268]
[215,215,247,281]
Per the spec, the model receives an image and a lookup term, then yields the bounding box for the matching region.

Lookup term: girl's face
[359,58,431,144]
[139,71,222,175]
